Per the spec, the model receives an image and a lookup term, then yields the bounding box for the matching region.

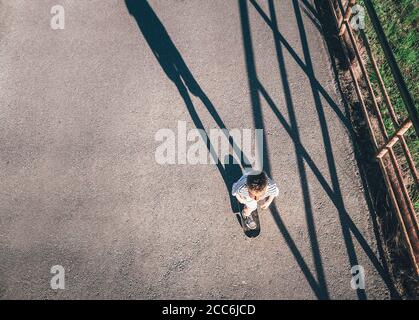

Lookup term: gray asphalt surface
[0,0,395,299]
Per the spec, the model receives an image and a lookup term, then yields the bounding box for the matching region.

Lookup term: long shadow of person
[125,0,246,214]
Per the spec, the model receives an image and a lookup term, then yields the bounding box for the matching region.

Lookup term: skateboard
[236,200,260,238]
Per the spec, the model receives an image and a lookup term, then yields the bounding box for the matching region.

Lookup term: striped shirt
[232,174,279,200]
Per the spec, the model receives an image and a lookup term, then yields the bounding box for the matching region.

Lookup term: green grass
[358,0,419,210]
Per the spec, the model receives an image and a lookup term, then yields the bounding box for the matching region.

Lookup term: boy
[232,171,279,230]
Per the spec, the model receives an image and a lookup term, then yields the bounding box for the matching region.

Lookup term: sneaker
[243,213,257,230]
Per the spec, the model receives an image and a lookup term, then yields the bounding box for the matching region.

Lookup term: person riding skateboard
[232,171,279,230]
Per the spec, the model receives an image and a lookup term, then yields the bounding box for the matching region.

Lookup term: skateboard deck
[236,201,260,238]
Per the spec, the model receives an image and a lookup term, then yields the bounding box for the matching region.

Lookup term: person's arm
[232,175,248,204]
[261,180,279,210]
[261,195,275,209]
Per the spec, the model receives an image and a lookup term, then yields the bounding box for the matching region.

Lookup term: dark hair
[247,171,268,193]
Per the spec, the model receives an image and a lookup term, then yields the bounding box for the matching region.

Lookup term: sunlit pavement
[0,0,395,299]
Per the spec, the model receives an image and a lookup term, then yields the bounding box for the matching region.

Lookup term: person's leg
[242,198,257,216]
[242,200,258,229]
[242,204,255,217]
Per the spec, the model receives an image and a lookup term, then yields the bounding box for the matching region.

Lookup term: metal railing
[327,0,419,274]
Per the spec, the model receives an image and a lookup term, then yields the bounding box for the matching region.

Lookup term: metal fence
[327,0,419,274]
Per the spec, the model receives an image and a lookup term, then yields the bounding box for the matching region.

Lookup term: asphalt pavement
[0,0,396,299]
